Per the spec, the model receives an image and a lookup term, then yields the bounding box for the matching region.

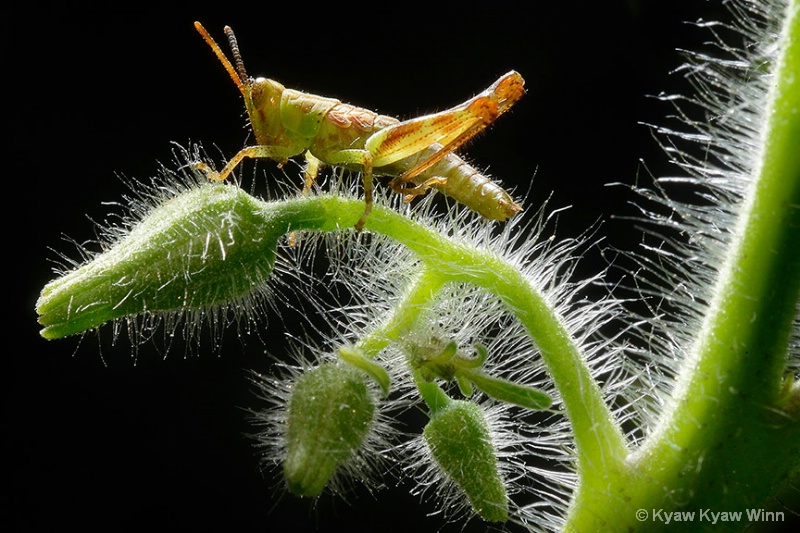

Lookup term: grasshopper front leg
[196,142,377,230]
[195,145,301,182]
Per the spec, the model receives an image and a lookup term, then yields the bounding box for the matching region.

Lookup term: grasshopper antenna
[223,26,249,84]
[194,21,249,95]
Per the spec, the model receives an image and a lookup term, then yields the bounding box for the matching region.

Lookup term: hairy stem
[566,2,800,530]
[637,0,800,483]
[355,267,448,358]
[271,195,629,482]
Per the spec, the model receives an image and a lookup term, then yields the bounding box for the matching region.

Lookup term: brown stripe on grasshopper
[194,22,525,229]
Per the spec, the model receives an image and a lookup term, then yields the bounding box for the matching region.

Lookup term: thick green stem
[639,0,800,484]
[566,2,800,530]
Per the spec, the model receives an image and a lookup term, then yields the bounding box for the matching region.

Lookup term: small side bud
[36,183,281,339]
[423,400,508,522]
[283,363,376,497]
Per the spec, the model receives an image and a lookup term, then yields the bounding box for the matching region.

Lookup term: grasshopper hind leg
[390,175,448,204]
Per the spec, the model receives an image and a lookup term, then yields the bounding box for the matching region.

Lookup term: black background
[6,1,799,532]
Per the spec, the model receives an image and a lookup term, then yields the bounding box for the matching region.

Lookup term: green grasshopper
[195,22,524,230]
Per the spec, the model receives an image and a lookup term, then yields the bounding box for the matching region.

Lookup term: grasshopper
[194,22,524,230]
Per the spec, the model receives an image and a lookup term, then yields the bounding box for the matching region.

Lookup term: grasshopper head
[195,22,285,144]
[245,77,285,144]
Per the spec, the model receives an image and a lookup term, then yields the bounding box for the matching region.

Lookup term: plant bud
[37,184,280,339]
[423,400,508,522]
[283,363,375,496]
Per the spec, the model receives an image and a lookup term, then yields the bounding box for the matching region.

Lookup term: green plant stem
[566,2,800,530]
[641,0,800,485]
[268,194,629,485]
[354,267,448,358]
[415,375,453,414]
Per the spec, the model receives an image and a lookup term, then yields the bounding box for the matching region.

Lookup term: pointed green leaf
[464,369,552,410]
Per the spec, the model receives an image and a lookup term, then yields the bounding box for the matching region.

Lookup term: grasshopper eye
[250,77,283,108]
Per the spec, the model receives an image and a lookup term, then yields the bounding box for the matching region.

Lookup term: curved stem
[355,267,448,358]
[269,194,629,480]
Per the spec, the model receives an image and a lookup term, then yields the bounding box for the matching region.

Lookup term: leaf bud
[283,363,376,496]
[37,184,281,338]
[423,400,508,522]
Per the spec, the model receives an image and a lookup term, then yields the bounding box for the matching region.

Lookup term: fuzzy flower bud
[423,399,508,522]
[283,363,376,497]
[36,183,281,339]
